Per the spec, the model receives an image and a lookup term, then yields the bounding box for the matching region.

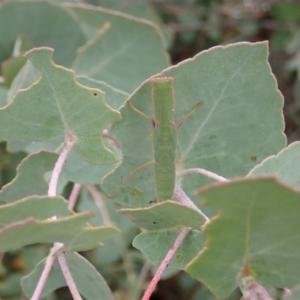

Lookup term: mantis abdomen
[151,77,177,202]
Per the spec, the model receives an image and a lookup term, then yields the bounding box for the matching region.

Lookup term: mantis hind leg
[176,101,203,129]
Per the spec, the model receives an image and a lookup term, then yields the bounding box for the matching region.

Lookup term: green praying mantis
[128,77,202,202]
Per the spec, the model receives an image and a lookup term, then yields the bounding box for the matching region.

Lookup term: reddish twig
[87,185,111,225]
[32,137,81,299]
[68,183,82,210]
[48,139,73,197]
[141,227,191,300]
[240,277,274,300]
[31,247,57,300]
[57,253,82,300]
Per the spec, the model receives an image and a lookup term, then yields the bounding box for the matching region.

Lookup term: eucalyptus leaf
[0,48,121,165]
[186,177,300,299]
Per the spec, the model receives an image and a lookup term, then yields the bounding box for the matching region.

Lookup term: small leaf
[21,252,114,300]
[119,200,205,230]
[248,141,300,189]
[0,151,58,203]
[186,177,300,299]
[0,48,121,165]
[0,210,119,252]
[133,228,204,269]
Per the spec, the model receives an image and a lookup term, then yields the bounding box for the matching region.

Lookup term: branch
[87,185,111,225]
[57,252,82,300]
[240,277,274,300]
[68,183,81,210]
[177,168,229,182]
[173,184,210,225]
[102,129,121,149]
[141,227,191,300]
[31,247,57,300]
[136,261,151,299]
[48,139,74,197]
[32,136,77,300]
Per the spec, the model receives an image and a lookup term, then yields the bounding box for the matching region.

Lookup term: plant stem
[240,277,274,300]
[57,253,82,300]
[32,138,80,300]
[141,227,191,300]
[48,139,73,197]
[135,261,151,299]
[177,168,229,182]
[31,247,57,300]
[173,184,210,224]
[87,185,111,225]
[68,183,81,210]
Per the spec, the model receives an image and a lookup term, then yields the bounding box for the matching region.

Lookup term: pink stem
[31,247,57,300]
[48,139,74,197]
[32,137,76,300]
[68,183,81,210]
[173,185,209,224]
[87,185,111,225]
[57,253,82,300]
[240,277,274,300]
[141,227,191,300]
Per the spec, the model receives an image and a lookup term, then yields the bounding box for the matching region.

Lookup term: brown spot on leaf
[240,258,253,277]
[176,254,183,262]
[126,214,135,221]
[250,156,257,162]
[131,188,141,196]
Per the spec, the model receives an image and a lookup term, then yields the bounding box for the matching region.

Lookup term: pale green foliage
[0,1,297,299]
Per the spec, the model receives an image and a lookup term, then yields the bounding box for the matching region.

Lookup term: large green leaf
[0,48,121,165]
[0,151,58,203]
[21,252,114,300]
[133,228,204,270]
[102,42,286,207]
[0,0,86,68]
[248,141,300,188]
[186,177,300,299]
[67,4,170,93]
